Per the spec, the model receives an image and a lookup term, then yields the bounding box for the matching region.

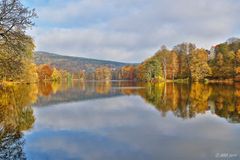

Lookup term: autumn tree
[154,47,169,80]
[51,68,61,82]
[173,43,196,79]
[136,64,146,81]
[20,59,38,83]
[189,49,212,81]
[118,65,136,80]
[95,66,112,81]
[80,70,86,80]
[137,46,181,82]
[0,35,37,82]
[37,64,53,81]
[212,42,235,79]
[235,50,240,81]
[0,0,37,82]
[59,69,70,81]
[168,51,179,80]
[136,58,163,82]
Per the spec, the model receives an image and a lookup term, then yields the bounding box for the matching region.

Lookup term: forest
[135,40,240,82]
[33,38,240,83]
[1,0,240,84]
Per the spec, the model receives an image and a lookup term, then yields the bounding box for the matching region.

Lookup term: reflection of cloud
[26,130,151,160]
[33,96,153,130]
[26,96,240,160]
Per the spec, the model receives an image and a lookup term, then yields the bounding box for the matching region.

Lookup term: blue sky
[23,0,240,63]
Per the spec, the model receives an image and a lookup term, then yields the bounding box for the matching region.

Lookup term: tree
[37,64,53,81]
[216,53,224,66]
[0,34,35,81]
[136,57,163,82]
[236,50,240,64]
[212,42,235,79]
[118,65,136,80]
[51,68,61,82]
[0,0,37,44]
[0,0,37,82]
[234,50,240,81]
[20,59,38,83]
[95,66,112,81]
[211,51,235,79]
[154,47,170,80]
[168,51,179,80]
[173,43,196,78]
[79,70,86,81]
[189,49,212,81]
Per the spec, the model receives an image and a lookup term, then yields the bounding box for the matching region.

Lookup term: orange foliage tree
[37,64,53,81]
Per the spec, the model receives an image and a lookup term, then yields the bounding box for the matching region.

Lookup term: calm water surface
[1,81,240,160]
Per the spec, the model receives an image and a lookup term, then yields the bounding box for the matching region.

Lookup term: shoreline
[1,78,240,85]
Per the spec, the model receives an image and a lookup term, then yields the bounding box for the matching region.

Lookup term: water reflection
[0,84,37,159]
[34,81,240,123]
[1,81,240,159]
[139,83,240,123]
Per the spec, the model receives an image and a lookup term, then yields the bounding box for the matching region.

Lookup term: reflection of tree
[0,84,37,159]
[95,81,111,94]
[189,83,212,118]
[36,81,124,106]
[235,83,240,114]
[210,84,240,123]
[137,82,240,123]
[138,83,166,115]
[174,83,190,119]
[36,81,240,123]
[0,132,26,160]
[137,83,190,117]
[38,82,53,96]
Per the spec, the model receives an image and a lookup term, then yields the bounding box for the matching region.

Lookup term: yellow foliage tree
[190,49,212,81]
[51,68,62,82]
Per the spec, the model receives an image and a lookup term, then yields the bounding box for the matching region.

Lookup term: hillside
[34,51,134,72]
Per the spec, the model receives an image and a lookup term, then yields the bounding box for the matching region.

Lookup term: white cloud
[28,0,240,62]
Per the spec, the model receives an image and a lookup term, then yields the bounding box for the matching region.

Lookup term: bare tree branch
[0,0,37,43]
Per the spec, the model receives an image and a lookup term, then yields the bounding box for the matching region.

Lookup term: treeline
[48,39,240,83]
[37,37,240,83]
[136,40,240,82]
[107,39,240,82]
[36,64,112,82]
[69,38,240,82]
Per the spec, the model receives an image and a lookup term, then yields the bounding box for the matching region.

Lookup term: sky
[23,0,240,63]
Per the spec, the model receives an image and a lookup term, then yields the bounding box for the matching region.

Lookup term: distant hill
[34,51,135,72]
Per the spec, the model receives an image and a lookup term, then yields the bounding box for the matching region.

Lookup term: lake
[1,81,240,160]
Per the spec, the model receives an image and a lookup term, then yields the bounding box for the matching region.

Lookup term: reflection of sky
[25,96,240,160]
